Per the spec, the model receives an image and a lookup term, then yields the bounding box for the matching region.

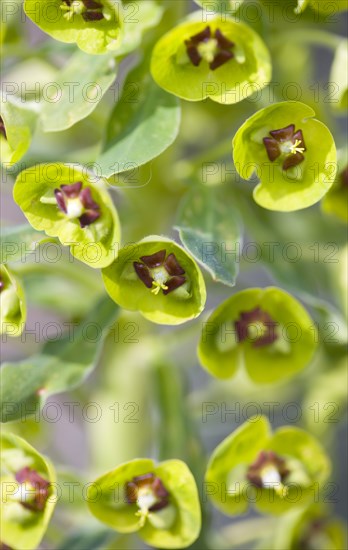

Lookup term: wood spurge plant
[0,1,347,549]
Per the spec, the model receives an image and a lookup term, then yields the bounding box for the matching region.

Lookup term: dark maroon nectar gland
[235,307,278,347]
[134,249,186,295]
[340,165,348,188]
[246,451,289,496]
[54,181,101,228]
[184,26,235,70]
[0,117,7,139]
[0,277,5,293]
[125,473,170,526]
[15,467,51,512]
[60,0,106,21]
[263,124,306,170]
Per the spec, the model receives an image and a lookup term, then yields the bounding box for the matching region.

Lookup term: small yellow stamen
[135,509,148,527]
[151,281,168,295]
[289,139,305,155]
[274,482,288,497]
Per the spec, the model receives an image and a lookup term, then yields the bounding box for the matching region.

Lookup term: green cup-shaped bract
[0,95,38,167]
[24,0,123,55]
[322,151,348,223]
[87,458,201,549]
[150,14,271,104]
[233,101,337,211]
[198,287,317,383]
[0,432,56,550]
[13,163,121,269]
[102,236,206,325]
[205,416,331,517]
[0,265,26,337]
[272,504,347,550]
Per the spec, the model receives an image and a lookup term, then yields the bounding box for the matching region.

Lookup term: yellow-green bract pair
[198,287,318,384]
[13,163,121,269]
[205,415,331,516]
[0,433,56,550]
[88,458,201,549]
[233,102,337,212]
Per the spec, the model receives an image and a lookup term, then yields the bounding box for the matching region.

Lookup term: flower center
[197,38,218,64]
[235,307,278,347]
[125,473,174,528]
[280,138,306,156]
[184,26,235,70]
[263,124,307,170]
[54,181,101,228]
[246,451,289,497]
[60,0,106,22]
[14,467,50,512]
[133,249,186,296]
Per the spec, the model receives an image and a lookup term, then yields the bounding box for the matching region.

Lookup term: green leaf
[97,61,181,178]
[0,225,45,264]
[40,50,118,132]
[0,94,38,167]
[175,185,242,287]
[0,296,118,423]
[0,433,56,550]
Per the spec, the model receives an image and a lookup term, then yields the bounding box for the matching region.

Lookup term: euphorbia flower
[0,433,56,550]
[88,458,201,548]
[205,416,331,516]
[198,287,317,383]
[233,101,337,211]
[13,163,121,269]
[102,236,206,325]
[151,14,271,104]
[0,265,26,337]
[274,504,347,550]
[23,0,123,54]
